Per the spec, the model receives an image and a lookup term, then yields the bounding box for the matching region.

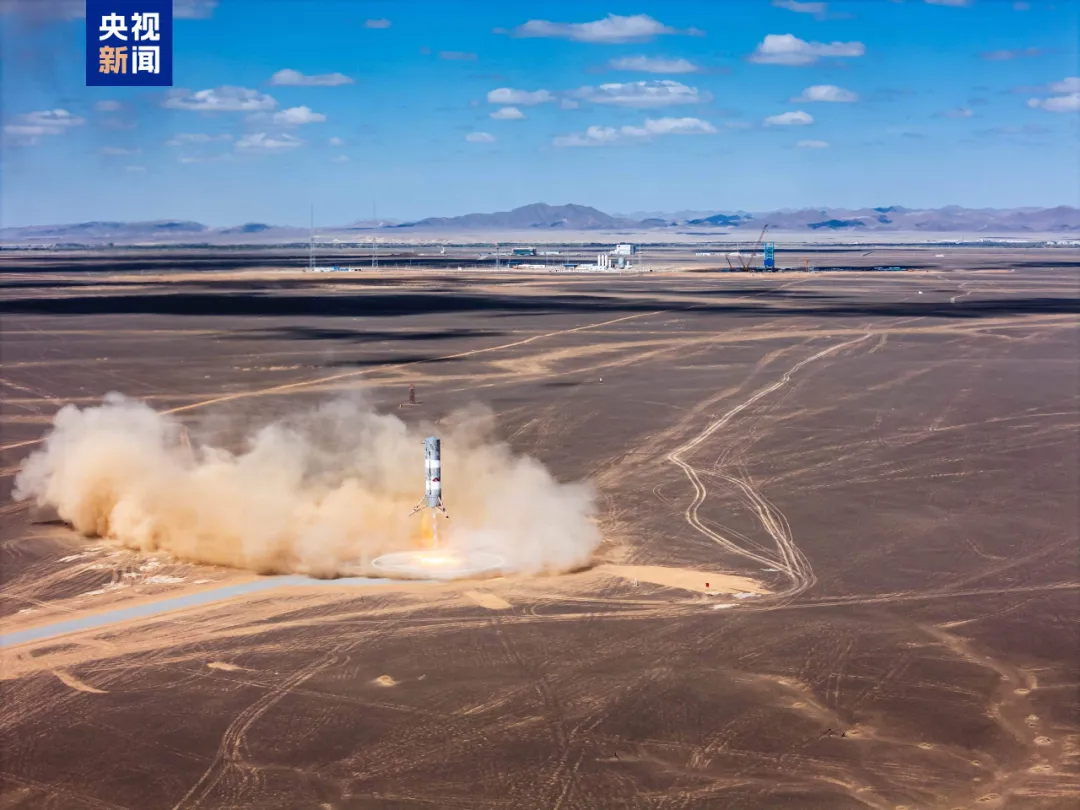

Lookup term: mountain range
[2,204,1078,246]
[394,202,647,231]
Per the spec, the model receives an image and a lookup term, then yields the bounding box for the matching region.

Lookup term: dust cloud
[13,393,602,578]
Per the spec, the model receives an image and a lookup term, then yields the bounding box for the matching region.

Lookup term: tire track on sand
[0,309,665,453]
[169,647,342,810]
[667,334,872,600]
[2,279,814,453]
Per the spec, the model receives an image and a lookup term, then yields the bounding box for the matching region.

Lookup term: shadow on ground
[1,289,1076,320]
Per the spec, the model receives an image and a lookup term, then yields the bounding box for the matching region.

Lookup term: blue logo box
[86,0,173,87]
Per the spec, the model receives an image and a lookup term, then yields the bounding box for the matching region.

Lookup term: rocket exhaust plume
[12,393,602,578]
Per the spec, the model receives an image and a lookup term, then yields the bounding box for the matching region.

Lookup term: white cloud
[3,125,49,138]
[365,18,391,28]
[331,155,349,163]
[939,106,974,118]
[608,56,700,74]
[124,165,147,172]
[621,117,717,136]
[440,51,478,61]
[94,100,123,112]
[553,116,716,147]
[178,154,232,164]
[235,132,303,151]
[329,136,345,146]
[487,88,555,106]
[764,110,814,126]
[270,106,327,125]
[174,0,218,17]
[269,69,354,87]
[978,124,1048,136]
[981,47,1042,61]
[163,86,277,112]
[165,133,233,146]
[573,80,705,108]
[466,132,496,143]
[553,126,620,147]
[560,99,580,110]
[772,0,828,19]
[1049,77,1080,94]
[508,14,680,43]
[100,146,140,155]
[490,106,525,120]
[7,109,85,133]
[0,0,215,19]
[0,0,84,18]
[1028,93,1080,113]
[924,0,972,6]
[3,109,84,144]
[793,84,858,102]
[749,34,865,66]
[796,139,829,148]
[1026,77,1080,112]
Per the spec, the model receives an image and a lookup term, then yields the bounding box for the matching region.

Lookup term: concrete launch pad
[371,549,506,579]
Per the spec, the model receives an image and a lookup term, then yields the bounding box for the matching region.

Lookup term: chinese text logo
[86,1,173,87]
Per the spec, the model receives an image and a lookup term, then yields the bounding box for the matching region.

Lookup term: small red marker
[706,582,710,588]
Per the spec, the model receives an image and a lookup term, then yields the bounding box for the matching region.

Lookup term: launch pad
[372,432,505,580]
[371,549,505,580]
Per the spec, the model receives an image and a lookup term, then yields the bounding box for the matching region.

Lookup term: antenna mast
[309,204,314,272]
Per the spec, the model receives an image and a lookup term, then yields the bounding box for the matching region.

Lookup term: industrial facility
[508,242,646,272]
[593,243,640,271]
[719,226,776,272]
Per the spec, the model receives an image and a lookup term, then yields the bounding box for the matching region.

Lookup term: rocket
[410,436,449,518]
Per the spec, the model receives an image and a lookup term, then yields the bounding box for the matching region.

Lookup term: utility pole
[309,204,314,272]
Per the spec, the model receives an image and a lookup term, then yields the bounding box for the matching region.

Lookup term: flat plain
[1,248,1078,809]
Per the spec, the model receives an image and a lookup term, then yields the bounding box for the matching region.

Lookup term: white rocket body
[424,436,442,508]
[412,436,449,517]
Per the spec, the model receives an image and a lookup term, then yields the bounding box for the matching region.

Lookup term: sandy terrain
[598,565,767,596]
[0,251,1078,809]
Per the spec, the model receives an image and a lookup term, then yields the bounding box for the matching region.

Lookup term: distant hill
[395,203,640,231]
[2,205,1077,246]
[657,206,1080,233]
[808,219,867,230]
[0,219,305,245]
[1,220,208,241]
[400,203,1078,233]
[686,213,750,227]
[343,218,403,230]
[219,222,274,234]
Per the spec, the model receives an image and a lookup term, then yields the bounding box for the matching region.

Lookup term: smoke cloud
[13,394,601,578]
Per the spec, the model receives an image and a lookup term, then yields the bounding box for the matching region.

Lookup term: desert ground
[1,249,1078,809]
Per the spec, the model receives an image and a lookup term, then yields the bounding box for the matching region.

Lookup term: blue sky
[2,0,1078,226]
